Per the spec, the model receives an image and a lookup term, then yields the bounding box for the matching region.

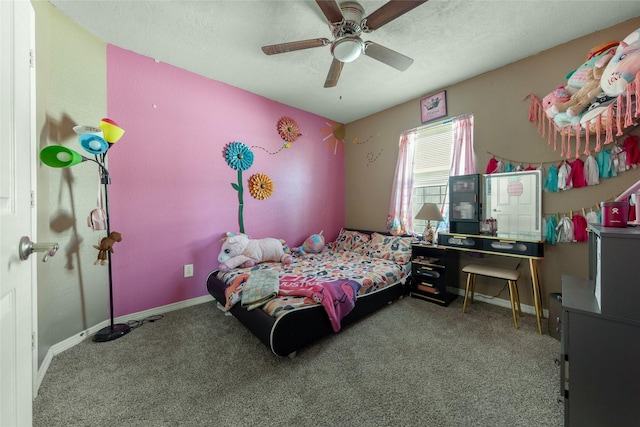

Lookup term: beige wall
[33,0,107,366]
[345,17,640,309]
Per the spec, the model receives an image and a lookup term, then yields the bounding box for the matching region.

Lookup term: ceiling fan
[261,0,428,88]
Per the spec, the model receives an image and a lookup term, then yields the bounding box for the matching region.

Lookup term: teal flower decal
[225,142,254,171]
[223,142,254,233]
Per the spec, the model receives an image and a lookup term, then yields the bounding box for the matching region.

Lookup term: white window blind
[413,121,453,189]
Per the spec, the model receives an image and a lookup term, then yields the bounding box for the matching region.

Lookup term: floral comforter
[216,249,409,318]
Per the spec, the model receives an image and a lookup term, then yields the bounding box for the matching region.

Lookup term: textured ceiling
[49,0,640,124]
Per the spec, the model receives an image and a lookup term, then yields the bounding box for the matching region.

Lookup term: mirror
[483,170,543,241]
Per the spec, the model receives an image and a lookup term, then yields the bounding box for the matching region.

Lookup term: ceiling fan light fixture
[331,36,364,63]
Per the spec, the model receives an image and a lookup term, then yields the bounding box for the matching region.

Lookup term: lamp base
[423,223,435,244]
[92,323,131,343]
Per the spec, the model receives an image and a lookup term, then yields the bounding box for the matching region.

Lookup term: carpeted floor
[33,295,564,427]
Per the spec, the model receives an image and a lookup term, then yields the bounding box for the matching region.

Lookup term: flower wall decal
[224,141,254,171]
[277,116,302,147]
[249,173,274,200]
[224,141,254,233]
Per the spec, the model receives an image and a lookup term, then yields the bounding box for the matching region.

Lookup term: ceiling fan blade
[316,0,344,24]
[324,58,344,88]
[364,42,414,71]
[364,0,428,31]
[262,38,330,55]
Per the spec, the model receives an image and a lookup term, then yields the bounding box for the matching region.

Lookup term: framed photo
[420,90,447,123]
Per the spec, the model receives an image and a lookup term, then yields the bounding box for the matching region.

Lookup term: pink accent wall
[106,45,345,316]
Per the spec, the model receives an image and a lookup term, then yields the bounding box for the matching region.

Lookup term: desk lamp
[415,203,443,244]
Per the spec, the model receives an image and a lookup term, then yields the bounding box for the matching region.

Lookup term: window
[412,121,453,232]
[387,114,474,236]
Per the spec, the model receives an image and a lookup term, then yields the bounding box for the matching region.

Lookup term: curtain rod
[401,112,473,136]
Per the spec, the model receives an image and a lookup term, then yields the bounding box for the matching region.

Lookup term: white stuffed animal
[217,233,293,272]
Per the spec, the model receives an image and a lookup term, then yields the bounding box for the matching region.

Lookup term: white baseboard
[450,286,549,318]
[35,294,214,395]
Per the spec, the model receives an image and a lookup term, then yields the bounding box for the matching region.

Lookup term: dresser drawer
[437,233,483,250]
[482,239,543,257]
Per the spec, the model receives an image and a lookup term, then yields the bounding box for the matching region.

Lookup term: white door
[0,1,36,426]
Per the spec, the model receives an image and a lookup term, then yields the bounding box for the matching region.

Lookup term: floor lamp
[40,119,130,342]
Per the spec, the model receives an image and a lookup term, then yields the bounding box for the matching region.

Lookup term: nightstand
[410,243,458,306]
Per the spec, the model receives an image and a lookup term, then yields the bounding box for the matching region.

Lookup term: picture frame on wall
[420,90,447,123]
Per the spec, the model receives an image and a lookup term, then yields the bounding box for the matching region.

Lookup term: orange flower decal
[249,173,274,200]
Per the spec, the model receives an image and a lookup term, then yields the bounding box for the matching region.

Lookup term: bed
[206,228,415,357]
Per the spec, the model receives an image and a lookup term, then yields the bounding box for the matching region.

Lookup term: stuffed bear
[566,41,619,89]
[293,230,325,255]
[94,231,122,265]
[217,233,293,272]
[551,52,614,118]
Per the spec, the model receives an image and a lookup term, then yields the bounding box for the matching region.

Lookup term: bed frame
[206,229,408,357]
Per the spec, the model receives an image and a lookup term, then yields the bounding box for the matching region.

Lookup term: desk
[437,232,545,334]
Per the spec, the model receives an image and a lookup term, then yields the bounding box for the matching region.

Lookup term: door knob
[18,236,59,262]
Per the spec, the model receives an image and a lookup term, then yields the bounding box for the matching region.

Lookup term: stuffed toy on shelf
[541,85,572,118]
[600,28,640,97]
[217,233,293,272]
[550,50,615,119]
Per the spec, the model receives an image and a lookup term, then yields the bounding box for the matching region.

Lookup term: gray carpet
[33,296,564,427]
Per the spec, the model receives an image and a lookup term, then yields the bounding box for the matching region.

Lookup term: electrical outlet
[183,264,194,278]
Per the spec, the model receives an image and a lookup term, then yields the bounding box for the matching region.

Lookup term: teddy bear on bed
[217,232,293,272]
[93,231,122,266]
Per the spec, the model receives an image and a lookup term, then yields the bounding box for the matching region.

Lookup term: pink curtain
[450,115,475,176]
[386,132,416,235]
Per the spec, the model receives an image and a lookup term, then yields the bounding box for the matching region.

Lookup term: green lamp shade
[40,146,85,168]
